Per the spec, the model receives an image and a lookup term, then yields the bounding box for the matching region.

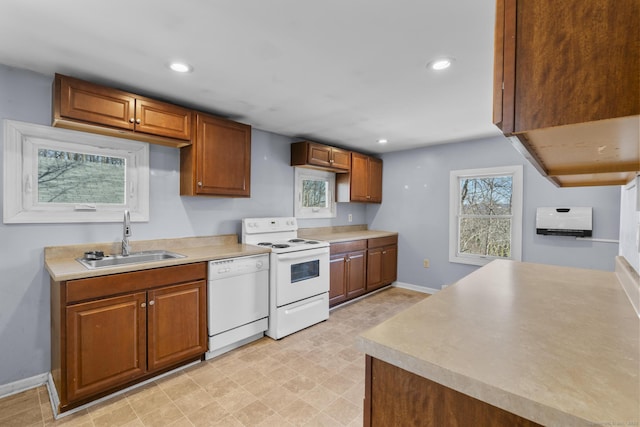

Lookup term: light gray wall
[0,65,365,385]
[0,64,623,387]
[367,137,621,289]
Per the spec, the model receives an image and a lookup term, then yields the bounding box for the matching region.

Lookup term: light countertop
[356,258,640,426]
[298,225,397,243]
[45,235,270,281]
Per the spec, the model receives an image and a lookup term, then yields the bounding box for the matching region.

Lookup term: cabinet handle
[129,118,135,123]
[330,159,334,163]
[141,302,146,308]
[149,300,155,306]
[366,195,371,199]
[382,251,387,254]
[197,181,203,187]
[136,118,141,124]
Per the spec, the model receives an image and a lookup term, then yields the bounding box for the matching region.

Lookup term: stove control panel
[243,217,298,234]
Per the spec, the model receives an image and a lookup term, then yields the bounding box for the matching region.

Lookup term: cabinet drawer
[368,235,397,249]
[330,240,367,254]
[66,263,207,303]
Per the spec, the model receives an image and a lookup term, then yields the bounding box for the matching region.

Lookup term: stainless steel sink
[76,250,186,269]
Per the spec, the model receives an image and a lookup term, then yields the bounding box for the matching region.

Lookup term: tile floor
[0,287,428,427]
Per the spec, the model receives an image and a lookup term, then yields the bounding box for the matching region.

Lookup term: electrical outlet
[423,259,430,268]
[348,214,353,222]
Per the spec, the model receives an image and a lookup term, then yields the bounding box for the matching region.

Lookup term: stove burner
[272,244,290,249]
[257,242,273,246]
[305,241,319,244]
[288,239,305,243]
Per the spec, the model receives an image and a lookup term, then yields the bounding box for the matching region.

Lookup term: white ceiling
[0,0,502,154]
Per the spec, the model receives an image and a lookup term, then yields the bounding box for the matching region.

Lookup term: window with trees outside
[449,165,523,266]
[3,120,149,223]
[294,167,336,218]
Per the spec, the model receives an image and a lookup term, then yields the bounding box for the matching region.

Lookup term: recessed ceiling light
[378,139,388,144]
[427,57,454,71]
[169,62,193,73]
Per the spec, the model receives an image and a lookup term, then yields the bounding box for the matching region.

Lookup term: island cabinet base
[364,356,542,427]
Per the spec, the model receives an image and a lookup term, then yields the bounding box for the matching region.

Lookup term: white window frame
[449,165,523,266]
[3,120,149,223]
[294,167,336,219]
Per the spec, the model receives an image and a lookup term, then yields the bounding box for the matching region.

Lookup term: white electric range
[242,217,330,339]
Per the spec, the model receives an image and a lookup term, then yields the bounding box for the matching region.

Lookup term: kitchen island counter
[356,258,639,426]
[45,235,270,281]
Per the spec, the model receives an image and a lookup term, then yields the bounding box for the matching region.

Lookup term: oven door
[274,246,329,307]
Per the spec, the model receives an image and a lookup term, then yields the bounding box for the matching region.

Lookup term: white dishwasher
[205,253,269,359]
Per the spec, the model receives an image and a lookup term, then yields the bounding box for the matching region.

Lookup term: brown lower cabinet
[329,235,398,307]
[366,236,398,292]
[364,356,543,427]
[329,240,367,306]
[51,263,207,413]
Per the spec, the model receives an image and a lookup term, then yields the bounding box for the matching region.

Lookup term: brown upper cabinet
[493,0,639,187]
[180,112,251,197]
[337,152,382,203]
[291,141,351,172]
[53,73,192,148]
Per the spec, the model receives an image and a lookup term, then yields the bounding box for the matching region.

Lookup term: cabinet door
[66,292,147,402]
[329,254,348,306]
[331,147,351,170]
[350,152,370,202]
[496,0,639,134]
[366,248,383,290]
[307,143,333,168]
[135,97,192,140]
[368,157,383,203]
[346,250,367,299]
[147,280,207,372]
[381,245,398,284]
[195,113,251,197]
[56,74,135,131]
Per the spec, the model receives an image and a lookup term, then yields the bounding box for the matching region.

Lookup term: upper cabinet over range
[493,0,639,187]
[291,141,383,204]
[53,74,192,148]
[291,141,351,172]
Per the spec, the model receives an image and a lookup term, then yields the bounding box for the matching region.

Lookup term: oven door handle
[276,248,329,261]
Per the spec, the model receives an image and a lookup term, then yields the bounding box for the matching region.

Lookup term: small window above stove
[294,168,336,219]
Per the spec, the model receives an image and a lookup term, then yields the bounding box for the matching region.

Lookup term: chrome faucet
[122,210,131,256]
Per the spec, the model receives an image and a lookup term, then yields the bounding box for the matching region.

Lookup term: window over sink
[294,167,336,219]
[3,120,149,223]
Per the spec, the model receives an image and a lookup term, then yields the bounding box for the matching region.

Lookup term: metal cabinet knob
[136,118,141,124]
[149,300,155,306]
[197,181,203,187]
[141,302,146,308]
[129,118,135,123]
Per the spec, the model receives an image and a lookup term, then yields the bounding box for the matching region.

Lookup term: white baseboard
[0,372,48,400]
[393,281,440,294]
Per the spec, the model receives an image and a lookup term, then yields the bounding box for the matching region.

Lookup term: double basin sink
[77,250,185,269]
